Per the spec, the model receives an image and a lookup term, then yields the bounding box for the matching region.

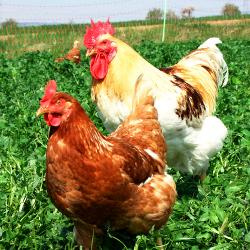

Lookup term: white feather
[198,37,228,87]
[93,88,132,132]
[198,37,222,48]
[164,116,227,176]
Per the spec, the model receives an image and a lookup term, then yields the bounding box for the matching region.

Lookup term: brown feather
[170,74,206,120]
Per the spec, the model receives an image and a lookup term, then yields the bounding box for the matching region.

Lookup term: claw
[156,237,164,250]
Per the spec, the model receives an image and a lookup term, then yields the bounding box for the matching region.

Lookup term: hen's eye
[57,100,61,105]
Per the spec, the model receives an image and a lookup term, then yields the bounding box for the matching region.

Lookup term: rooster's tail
[198,37,228,87]
[163,37,228,114]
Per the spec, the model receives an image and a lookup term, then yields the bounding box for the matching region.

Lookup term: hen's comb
[40,80,57,106]
[83,19,115,48]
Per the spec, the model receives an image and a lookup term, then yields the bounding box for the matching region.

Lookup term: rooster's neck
[92,44,142,103]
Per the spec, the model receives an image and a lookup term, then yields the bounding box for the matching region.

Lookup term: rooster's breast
[93,88,133,132]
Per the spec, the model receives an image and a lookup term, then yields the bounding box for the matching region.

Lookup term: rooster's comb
[40,80,57,106]
[83,19,115,48]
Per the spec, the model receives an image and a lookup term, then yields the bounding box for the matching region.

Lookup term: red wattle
[90,53,108,80]
[44,113,62,127]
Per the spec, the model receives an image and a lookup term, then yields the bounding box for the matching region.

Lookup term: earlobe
[65,108,72,120]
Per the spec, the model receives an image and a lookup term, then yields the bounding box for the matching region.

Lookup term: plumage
[37,80,176,249]
[83,20,228,177]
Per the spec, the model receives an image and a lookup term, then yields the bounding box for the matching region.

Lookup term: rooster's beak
[36,107,48,117]
[86,48,96,57]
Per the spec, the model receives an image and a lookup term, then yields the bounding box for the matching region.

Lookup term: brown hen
[36,79,176,249]
[55,40,81,64]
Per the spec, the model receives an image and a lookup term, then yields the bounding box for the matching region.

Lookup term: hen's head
[83,19,117,80]
[36,80,74,127]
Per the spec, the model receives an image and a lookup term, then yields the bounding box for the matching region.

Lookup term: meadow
[0,15,250,57]
[0,17,250,249]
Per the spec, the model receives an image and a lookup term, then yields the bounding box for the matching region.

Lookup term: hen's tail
[131,74,154,112]
[73,40,80,49]
[162,37,228,114]
[112,174,176,234]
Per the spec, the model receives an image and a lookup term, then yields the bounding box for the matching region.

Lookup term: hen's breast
[45,135,132,225]
[45,138,85,217]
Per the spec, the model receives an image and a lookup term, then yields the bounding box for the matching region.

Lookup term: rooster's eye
[56,100,61,105]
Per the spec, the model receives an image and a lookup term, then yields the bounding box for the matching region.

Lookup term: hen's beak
[36,107,48,117]
[86,48,96,57]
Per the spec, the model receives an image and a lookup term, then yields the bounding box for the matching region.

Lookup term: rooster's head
[83,19,117,80]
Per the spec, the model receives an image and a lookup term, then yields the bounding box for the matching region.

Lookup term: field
[0,18,250,249]
[0,15,250,57]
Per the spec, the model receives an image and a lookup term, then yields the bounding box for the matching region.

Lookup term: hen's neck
[50,103,109,158]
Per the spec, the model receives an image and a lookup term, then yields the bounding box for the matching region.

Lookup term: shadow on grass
[101,230,137,250]
[58,224,137,250]
[175,174,200,198]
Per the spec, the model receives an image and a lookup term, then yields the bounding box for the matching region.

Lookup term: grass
[0,32,249,249]
[0,15,250,57]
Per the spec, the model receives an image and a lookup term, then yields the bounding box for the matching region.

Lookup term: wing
[109,139,164,185]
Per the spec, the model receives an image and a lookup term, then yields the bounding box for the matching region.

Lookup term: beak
[36,107,48,117]
[86,48,96,57]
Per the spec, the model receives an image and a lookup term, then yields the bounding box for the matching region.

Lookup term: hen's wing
[73,162,176,245]
[112,173,176,234]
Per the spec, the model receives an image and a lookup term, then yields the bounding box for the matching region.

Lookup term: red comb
[83,19,115,48]
[40,80,57,106]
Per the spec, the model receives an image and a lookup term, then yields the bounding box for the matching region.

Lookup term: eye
[56,99,61,105]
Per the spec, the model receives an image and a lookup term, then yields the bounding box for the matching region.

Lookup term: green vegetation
[0,36,249,249]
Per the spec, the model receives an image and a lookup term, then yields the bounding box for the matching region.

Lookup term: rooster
[36,79,176,249]
[83,19,228,178]
[55,40,81,64]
